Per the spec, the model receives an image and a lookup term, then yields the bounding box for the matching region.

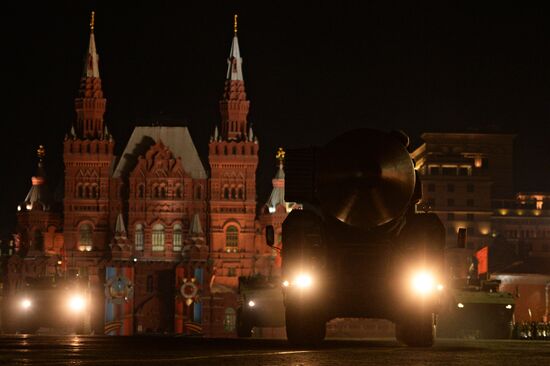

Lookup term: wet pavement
[0,335,549,365]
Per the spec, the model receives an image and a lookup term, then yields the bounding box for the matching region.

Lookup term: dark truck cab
[272,129,446,346]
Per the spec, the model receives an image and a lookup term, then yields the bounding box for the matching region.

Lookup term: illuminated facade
[5,14,285,336]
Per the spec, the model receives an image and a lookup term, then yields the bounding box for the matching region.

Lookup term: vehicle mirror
[265,225,275,247]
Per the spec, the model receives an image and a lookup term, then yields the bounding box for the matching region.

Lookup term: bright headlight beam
[294,274,313,288]
[457,303,465,308]
[21,299,32,309]
[506,304,512,309]
[411,272,435,295]
[248,300,255,307]
[68,295,86,312]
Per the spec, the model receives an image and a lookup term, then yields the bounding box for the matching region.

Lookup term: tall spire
[219,14,250,140]
[84,11,100,78]
[74,11,106,139]
[21,145,52,211]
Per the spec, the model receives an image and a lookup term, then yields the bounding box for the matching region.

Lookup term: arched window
[223,187,229,199]
[91,185,98,199]
[223,146,228,155]
[237,187,244,200]
[153,185,160,198]
[194,185,202,200]
[173,224,182,252]
[175,185,182,199]
[84,185,90,198]
[77,184,83,198]
[152,224,165,251]
[78,224,93,251]
[231,187,236,199]
[232,146,237,155]
[135,224,144,251]
[224,308,236,332]
[226,225,239,248]
[138,184,145,198]
[160,186,166,198]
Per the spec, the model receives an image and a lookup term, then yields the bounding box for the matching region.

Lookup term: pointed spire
[74,11,106,139]
[226,18,244,81]
[219,15,250,141]
[114,213,127,240]
[190,213,203,236]
[22,145,52,211]
[266,148,286,213]
[214,125,219,140]
[84,11,100,78]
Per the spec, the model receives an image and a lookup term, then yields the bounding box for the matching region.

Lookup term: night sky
[3,1,550,235]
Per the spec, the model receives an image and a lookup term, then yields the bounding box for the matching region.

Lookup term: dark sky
[3,1,550,234]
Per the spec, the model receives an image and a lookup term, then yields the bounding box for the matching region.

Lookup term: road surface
[0,336,548,365]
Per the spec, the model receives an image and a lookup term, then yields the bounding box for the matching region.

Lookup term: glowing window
[78,224,93,251]
[226,226,239,248]
[224,308,236,332]
[173,224,182,252]
[135,224,144,250]
[152,224,165,251]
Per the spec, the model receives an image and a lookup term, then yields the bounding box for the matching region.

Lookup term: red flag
[476,246,489,275]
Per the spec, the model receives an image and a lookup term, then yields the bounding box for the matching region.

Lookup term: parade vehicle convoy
[266,128,446,347]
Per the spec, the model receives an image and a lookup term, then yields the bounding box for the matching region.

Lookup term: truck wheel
[395,313,435,347]
[285,305,326,346]
[236,309,253,338]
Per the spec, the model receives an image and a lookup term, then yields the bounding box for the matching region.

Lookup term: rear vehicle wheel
[236,308,253,338]
[395,313,435,347]
[285,304,326,346]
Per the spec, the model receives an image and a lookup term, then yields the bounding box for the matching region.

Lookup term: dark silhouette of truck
[269,128,446,346]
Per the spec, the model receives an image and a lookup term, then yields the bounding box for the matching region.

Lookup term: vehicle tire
[395,313,435,347]
[285,304,326,346]
[236,308,253,338]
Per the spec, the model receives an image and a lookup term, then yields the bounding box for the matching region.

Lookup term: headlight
[411,271,439,295]
[248,300,256,307]
[68,295,86,312]
[20,298,32,310]
[294,273,313,288]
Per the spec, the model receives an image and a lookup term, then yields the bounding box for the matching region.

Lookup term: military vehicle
[268,128,446,347]
[236,275,285,337]
[4,278,89,334]
[437,283,514,339]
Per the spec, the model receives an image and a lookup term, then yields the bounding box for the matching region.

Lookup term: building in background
[412,133,550,323]
[3,14,287,337]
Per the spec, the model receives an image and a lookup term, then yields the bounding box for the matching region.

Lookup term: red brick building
[6,14,290,336]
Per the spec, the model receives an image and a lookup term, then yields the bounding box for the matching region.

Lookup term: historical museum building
[4,14,290,336]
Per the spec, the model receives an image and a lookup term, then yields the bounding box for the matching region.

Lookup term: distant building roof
[494,257,550,276]
[112,126,207,179]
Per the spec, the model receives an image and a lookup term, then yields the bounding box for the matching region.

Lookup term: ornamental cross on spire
[234,14,238,35]
[276,147,285,162]
[90,11,95,31]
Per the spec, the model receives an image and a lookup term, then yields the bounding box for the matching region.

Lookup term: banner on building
[104,266,134,335]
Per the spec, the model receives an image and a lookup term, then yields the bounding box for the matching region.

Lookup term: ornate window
[91,184,98,199]
[160,186,166,198]
[225,225,239,249]
[84,185,90,198]
[152,224,165,251]
[77,184,83,198]
[175,185,182,199]
[231,187,236,199]
[223,186,229,199]
[237,186,244,199]
[153,185,160,198]
[78,224,93,251]
[173,224,182,252]
[135,224,144,250]
[223,308,236,332]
